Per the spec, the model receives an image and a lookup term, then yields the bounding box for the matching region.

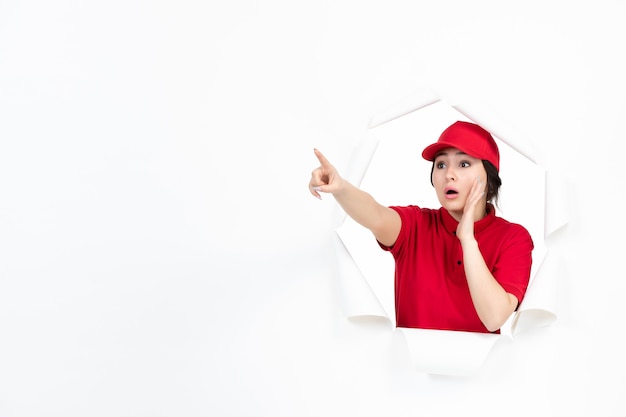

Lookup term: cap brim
[421,142,459,162]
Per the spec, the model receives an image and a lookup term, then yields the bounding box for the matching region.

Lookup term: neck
[448,203,488,223]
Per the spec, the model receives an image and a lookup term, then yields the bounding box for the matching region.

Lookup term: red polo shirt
[379,205,533,333]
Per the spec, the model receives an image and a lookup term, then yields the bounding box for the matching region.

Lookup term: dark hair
[430,160,502,206]
[483,160,501,206]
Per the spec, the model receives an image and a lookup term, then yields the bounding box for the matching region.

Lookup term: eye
[436,161,446,169]
[460,161,471,168]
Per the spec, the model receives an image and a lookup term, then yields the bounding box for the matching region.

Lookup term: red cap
[421,121,500,171]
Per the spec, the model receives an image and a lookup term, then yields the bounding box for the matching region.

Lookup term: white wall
[0,1,624,415]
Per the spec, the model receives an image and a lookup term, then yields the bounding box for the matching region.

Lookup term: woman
[309,121,533,333]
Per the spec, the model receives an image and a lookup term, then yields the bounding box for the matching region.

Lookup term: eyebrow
[435,151,467,159]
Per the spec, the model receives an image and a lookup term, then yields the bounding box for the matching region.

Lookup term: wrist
[459,236,478,248]
[332,177,349,196]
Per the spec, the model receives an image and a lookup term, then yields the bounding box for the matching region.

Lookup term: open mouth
[445,189,458,195]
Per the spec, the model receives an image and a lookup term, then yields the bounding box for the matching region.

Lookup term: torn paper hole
[333,88,568,375]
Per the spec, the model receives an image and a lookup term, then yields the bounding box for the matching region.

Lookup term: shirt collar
[440,204,496,235]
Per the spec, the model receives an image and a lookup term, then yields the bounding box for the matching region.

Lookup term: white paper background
[0,1,624,416]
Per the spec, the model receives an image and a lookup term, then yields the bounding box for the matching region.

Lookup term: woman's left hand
[456,177,486,242]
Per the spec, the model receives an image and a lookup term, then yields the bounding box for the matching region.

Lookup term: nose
[445,166,456,181]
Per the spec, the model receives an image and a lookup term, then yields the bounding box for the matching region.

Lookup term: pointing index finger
[313,148,332,168]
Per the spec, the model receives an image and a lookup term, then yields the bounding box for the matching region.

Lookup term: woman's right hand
[308,148,401,246]
[309,149,343,199]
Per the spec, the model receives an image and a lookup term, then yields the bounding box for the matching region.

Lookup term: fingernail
[313,186,321,192]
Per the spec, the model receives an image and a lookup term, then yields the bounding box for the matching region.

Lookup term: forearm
[331,179,400,246]
[461,239,517,332]
[333,179,389,230]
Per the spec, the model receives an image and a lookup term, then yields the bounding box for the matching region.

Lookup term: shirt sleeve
[377,205,419,257]
[491,224,534,305]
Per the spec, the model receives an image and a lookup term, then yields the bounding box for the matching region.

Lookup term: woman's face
[432,147,487,219]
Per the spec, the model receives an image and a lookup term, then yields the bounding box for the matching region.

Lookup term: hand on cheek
[456,177,485,241]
